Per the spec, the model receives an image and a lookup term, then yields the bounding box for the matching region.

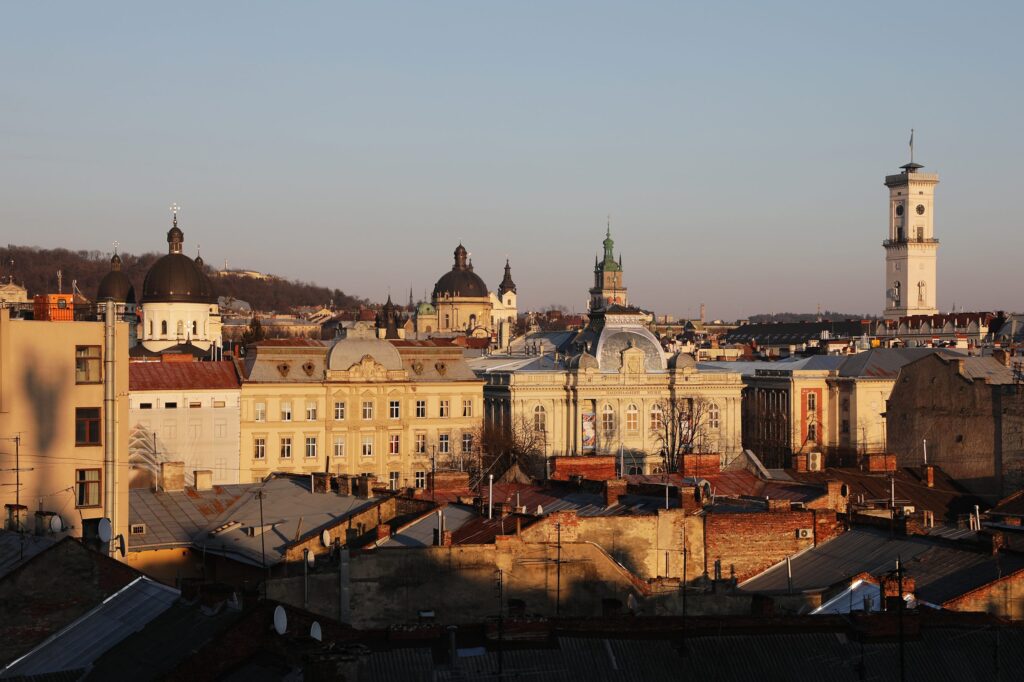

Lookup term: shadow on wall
[21,352,61,456]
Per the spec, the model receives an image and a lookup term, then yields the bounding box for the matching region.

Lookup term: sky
[2,1,1022,320]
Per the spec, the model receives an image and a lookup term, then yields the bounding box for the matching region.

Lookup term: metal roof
[130,482,253,550]
[1,576,179,678]
[129,360,240,391]
[739,527,1024,604]
[379,504,478,548]
[0,531,55,579]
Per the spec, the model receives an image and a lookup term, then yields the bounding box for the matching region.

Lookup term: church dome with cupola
[432,244,489,299]
[96,253,136,303]
[141,217,216,304]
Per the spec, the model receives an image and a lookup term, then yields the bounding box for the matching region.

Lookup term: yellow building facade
[0,305,131,542]
[239,332,483,488]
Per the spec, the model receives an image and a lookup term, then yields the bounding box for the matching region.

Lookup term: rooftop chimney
[161,461,185,493]
[193,469,213,491]
[604,479,628,508]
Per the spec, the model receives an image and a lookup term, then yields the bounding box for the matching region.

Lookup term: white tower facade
[883,162,939,319]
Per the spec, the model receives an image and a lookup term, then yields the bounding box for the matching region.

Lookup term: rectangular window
[389,471,401,490]
[388,434,400,456]
[415,471,426,489]
[189,401,202,409]
[280,437,292,459]
[362,400,374,420]
[334,401,346,420]
[462,399,473,417]
[255,402,266,422]
[439,400,450,418]
[75,346,101,383]
[215,421,227,438]
[438,433,450,454]
[389,400,400,420]
[140,402,153,410]
[333,436,346,458]
[164,402,177,409]
[281,401,292,422]
[306,402,318,421]
[305,436,317,458]
[807,393,817,412]
[75,407,101,446]
[462,432,473,454]
[807,423,818,443]
[416,400,426,418]
[361,435,374,457]
[75,469,101,507]
[254,437,266,459]
[213,400,226,408]
[415,433,427,455]
[841,419,850,434]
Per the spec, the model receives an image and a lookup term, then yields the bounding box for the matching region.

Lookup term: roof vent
[208,520,241,536]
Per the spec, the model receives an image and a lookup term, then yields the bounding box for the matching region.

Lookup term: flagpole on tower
[909,128,915,164]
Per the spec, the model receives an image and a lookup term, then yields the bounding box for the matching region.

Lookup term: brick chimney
[679,485,702,512]
[375,524,391,541]
[766,498,791,512]
[923,465,935,489]
[354,475,377,498]
[993,348,1011,367]
[792,453,808,472]
[161,461,185,492]
[824,479,845,512]
[193,469,213,491]
[604,479,628,508]
[866,453,896,473]
[441,530,453,546]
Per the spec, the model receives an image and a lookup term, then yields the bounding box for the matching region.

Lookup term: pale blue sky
[2,1,1021,319]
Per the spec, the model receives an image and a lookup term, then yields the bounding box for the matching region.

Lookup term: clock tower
[883,160,939,320]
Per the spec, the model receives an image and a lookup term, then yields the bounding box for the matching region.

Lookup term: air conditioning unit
[797,528,813,539]
[807,452,823,472]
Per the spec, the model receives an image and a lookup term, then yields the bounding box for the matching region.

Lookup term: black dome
[96,254,136,303]
[142,254,216,304]
[432,243,489,299]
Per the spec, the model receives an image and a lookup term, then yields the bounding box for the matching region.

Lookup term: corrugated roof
[130,483,252,550]
[739,527,1024,604]
[129,360,240,391]
[0,531,55,579]
[379,504,478,548]
[1,576,179,677]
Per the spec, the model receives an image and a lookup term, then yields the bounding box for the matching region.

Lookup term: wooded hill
[0,245,368,312]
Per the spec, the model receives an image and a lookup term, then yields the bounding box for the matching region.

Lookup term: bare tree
[652,395,716,476]
[470,415,547,487]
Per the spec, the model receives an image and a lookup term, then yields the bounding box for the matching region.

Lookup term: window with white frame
[601,405,615,435]
[306,402,317,421]
[534,405,546,433]
[389,400,400,419]
[414,470,425,488]
[253,437,266,459]
[305,436,317,458]
[334,401,346,420]
[280,401,292,422]
[255,402,266,422]
[388,434,400,456]
[389,471,401,490]
[650,404,664,432]
[361,400,374,420]
[462,432,473,453]
[439,400,450,418]
[416,400,426,418]
[807,392,817,412]
[626,404,639,432]
[462,399,473,417]
[709,403,720,430]
[361,435,374,456]
[438,433,450,454]
[415,433,426,454]
[333,436,345,458]
[280,436,292,459]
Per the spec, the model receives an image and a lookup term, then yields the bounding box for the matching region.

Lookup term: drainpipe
[488,474,494,520]
[103,300,117,550]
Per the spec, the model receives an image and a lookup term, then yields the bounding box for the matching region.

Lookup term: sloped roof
[0,531,55,580]
[130,483,252,550]
[836,348,961,378]
[129,360,240,391]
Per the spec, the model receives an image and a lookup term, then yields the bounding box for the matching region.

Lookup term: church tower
[589,225,627,311]
[883,158,939,319]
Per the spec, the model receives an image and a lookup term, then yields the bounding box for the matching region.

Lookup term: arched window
[148,320,153,336]
[444,314,450,328]
[708,403,720,430]
[533,405,546,433]
[625,404,638,432]
[892,281,901,306]
[161,320,168,336]
[176,320,184,336]
[650,404,664,432]
[469,314,477,328]
[601,405,615,435]
[192,321,198,336]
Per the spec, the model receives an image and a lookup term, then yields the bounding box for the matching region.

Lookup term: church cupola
[453,243,468,270]
[498,259,517,296]
[167,207,184,255]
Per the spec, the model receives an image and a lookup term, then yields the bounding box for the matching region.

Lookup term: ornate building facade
[474,228,744,474]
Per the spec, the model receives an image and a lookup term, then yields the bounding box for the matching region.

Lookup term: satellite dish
[49,515,63,534]
[306,551,315,568]
[117,535,126,558]
[321,529,331,546]
[273,605,287,635]
[97,518,112,543]
[310,621,322,642]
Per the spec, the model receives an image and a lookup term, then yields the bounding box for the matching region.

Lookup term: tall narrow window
[650,405,664,432]
[334,401,346,420]
[281,401,292,422]
[255,402,266,422]
[75,346,101,384]
[161,320,168,336]
[333,436,346,458]
[306,401,317,421]
[415,433,427,454]
[75,469,101,507]
[280,437,292,459]
[438,433,450,454]
[416,400,426,418]
[75,408,101,445]
[709,403,720,430]
[388,434,401,456]
[534,405,547,433]
[601,405,615,435]
[389,400,400,419]
[625,404,639,432]
[462,432,473,454]
[462,399,473,417]
[439,400,450,418]
[253,437,266,459]
[305,437,317,458]
[362,400,374,420]
[807,393,816,412]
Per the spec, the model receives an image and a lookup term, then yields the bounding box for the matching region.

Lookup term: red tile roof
[130,361,241,391]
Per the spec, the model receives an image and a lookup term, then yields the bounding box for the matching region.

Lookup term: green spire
[601,222,621,272]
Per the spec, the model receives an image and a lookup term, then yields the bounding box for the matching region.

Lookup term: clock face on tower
[916,204,925,215]
[895,204,904,217]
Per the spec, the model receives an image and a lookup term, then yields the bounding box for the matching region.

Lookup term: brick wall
[942,566,1024,619]
[680,453,721,478]
[704,509,840,582]
[550,455,617,481]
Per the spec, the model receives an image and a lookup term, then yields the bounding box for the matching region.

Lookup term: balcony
[883,238,940,247]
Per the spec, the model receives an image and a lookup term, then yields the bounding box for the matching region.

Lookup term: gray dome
[327,337,403,371]
[595,330,666,372]
[142,254,216,304]
[668,352,697,370]
[432,243,489,299]
[96,254,136,303]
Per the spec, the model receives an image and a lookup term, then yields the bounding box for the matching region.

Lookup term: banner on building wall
[582,412,596,452]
